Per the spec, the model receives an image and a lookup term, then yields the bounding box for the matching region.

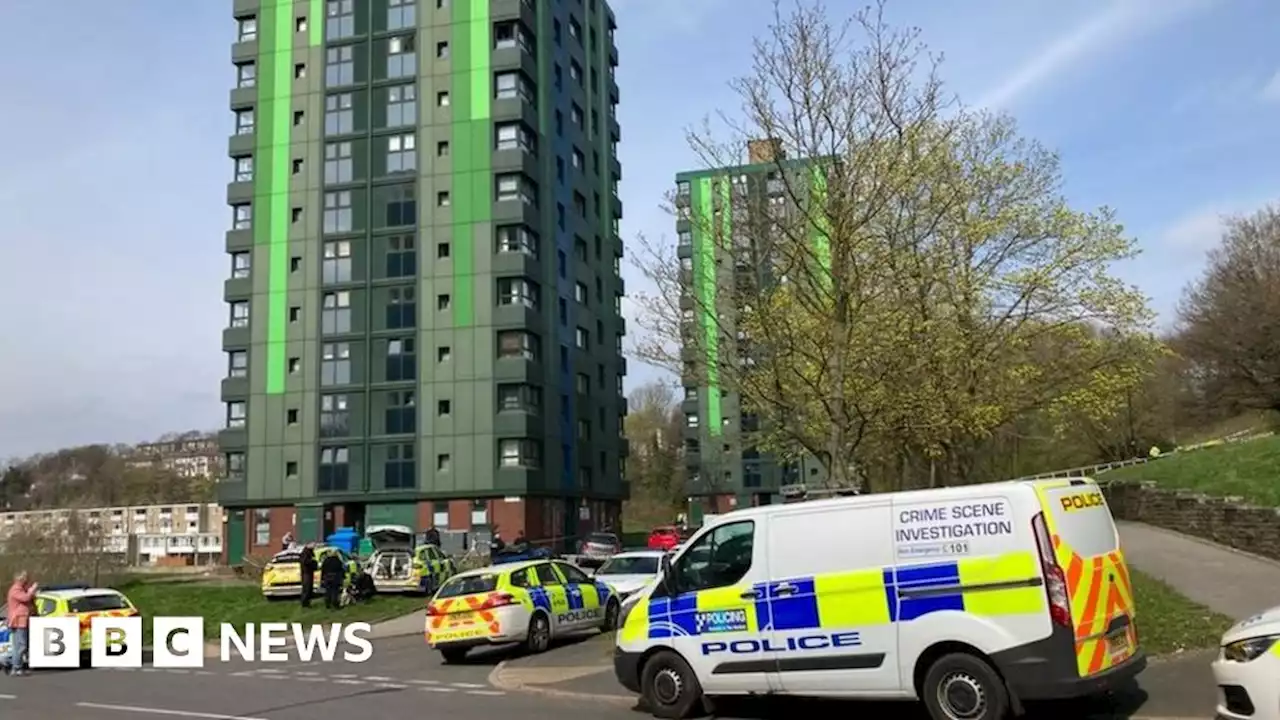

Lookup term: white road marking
[363,675,393,681]
[449,682,486,688]
[0,694,15,700]
[408,679,440,685]
[293,671,320,676]
[253,668,285,674]
[333,679,364,685]
[296,677,327,683]
[420,687,457,693]
[329,673,357,679]
[465,690,506,696]
[228,671,256,677]
[74,703,267,720]
[195,671,215,676]
[375,683,408,689]
[141,668,160,673]
[166,670,190,674]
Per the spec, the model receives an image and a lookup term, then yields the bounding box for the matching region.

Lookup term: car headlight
[1223,635,1280,662]
[617,594,643,630]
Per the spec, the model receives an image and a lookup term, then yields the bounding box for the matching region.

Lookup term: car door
[648,518,779,694]
[531,562,572,637]
[553,561,604,630]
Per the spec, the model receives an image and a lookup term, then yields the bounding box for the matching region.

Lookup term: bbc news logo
[29,616,373,668]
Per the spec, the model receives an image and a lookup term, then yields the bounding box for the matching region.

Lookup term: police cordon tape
[28,616,373,668]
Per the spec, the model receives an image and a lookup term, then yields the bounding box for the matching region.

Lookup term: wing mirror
[659,553,674,593]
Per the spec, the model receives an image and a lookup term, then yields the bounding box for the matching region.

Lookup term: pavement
[6,521,1274,719]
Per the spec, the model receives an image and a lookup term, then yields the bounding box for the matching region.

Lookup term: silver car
[577,532,621,568]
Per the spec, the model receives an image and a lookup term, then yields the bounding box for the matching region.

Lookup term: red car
[647,526,681,551]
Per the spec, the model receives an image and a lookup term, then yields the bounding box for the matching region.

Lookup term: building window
[324,93,353,135]
[577,419,590,440]
[495,122,534,153]
[235,108,255,135]
[494,71,534,103]
[498,439,540,468]
[387,35,416,78]
[437,91,449,106]
[382,184,416,226]
[387,235,415,277]
[493,20,533,52]
[495,173,536,204]
[226,452,246,480]
[575,327,589,348]
[572,148,583,170]
[325,45,355,87]
[231,252,251,279]
[569,60,582,85]
[323,142,353,184]
[321,291,352,334]
[387,287,416,329]
[229,301,249,328]
[385,444,415,489]
[322,240,352,283]
[386,390,415,433]
[228,351,248,378]
[326,0,355,40]
[386,134,416,173]
[496,225,538,256]
[320,394,350,437]
[323,191,353,233]
[574,282,587,304]
[497,384,541,413]
[232,203,252,230]
[253,509,270,545]
[386,337,416,381]
[387,0,416,30]
[237,16,257,42]
[432,501,448,527]
[318,447,350,492]
[386,84,416,127]
[321,342,352,386]
[234,156,253,182]
[576,373,589,394]
[497,277,539,309]
[497,330,539,361]
[226,401,246,429]
[236,62,255,88]
[687,413,699,428]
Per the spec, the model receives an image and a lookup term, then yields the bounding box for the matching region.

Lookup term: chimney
[747,138,784,164]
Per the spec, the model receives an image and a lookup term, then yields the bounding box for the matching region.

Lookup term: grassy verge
[1103,434,1280,506]
[1131,568,1232,655]
[115,580,424,645]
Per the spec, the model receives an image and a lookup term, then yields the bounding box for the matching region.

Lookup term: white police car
[1213,606,1280,719]
[592,551,665,600]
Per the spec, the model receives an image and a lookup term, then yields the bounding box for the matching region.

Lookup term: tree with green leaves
[630,0,1161,489]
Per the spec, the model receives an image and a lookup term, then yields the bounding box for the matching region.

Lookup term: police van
[613,477,1145,719]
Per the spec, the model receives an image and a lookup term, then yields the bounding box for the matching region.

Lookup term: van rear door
[1034,479,1137,678]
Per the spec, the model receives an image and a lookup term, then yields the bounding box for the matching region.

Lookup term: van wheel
[922,653,1010,720]
[641,650,704,719]
[525,613,551,654]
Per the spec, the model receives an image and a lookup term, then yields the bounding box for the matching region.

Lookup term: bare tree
[630,0,1159,489]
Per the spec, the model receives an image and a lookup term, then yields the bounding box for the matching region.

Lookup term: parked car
[1213,606,1280,720]
[1,584,139,668]
[577,532,621,567]
[646,525,682,551]
[591,550,665,601]
[261,545,357,598]
[365,525,454,594]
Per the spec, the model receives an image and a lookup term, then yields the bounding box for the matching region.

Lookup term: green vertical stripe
[450,0,491,326]
[693,177,721,435]
[810,165,831,286]
[309,0,323,46]
[256,0,293,395]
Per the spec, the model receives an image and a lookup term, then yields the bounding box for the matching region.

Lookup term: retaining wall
[1102,480,1280,561]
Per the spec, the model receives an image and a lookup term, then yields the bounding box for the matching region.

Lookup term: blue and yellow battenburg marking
[623,552,1045,642]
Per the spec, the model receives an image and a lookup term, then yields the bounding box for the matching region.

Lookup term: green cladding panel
[255,0,294,394]
[692,177,722,435]
[450,0,493,327]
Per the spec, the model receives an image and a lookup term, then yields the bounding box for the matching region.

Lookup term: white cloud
[1258,68,1280,103]
[1158,194,1280,252]
[975,0,1215,110]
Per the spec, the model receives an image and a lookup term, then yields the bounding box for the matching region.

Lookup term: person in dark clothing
[511,530,528,553]
[320,552,345,609]
[424,526,441,547]
[299,545,318,608]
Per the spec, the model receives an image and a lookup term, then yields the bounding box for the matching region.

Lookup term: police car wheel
[921,653,1009,720]
[525,613,551,654]
[603,599,620,630]
[640,650,704,719]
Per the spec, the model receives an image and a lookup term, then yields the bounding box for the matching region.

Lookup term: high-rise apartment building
[675,140,826,522]
[221,0,627,561]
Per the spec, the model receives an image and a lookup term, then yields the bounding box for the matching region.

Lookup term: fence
[1007,430,1275,483]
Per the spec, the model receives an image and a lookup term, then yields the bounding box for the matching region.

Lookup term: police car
[592,550,666,600]
[425,559,620,663]
[613,477,1146,719]
[1212,606,1280,719]
[0,584,140,668]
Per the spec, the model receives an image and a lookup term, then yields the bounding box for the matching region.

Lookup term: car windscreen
[436,574,499,598]
[68,594,131,613]
[597,556,659,575]
[587,533,618,545]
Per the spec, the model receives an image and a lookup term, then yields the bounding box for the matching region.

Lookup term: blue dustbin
[326,527,359,554]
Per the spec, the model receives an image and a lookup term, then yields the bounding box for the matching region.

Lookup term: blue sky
[1,0,1277,458]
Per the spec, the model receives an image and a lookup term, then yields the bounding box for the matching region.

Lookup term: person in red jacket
[6,571,38,676]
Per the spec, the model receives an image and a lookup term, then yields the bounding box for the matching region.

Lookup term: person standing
[282,531,295,550]
[299,544,317,608]
[424,525,441,547]
[320,551,345,609]
[6,571,38,676]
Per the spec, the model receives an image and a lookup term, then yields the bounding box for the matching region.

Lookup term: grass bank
[1131,568,1232,655]
[1103,434,1280,507]
[115,580,423,644]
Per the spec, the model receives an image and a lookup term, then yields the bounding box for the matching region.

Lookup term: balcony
[232,0,259,14]
[229,86,256,109]
[222,324,250,348]
[228,133,254,156]
[221,375,249,400]
[225,228,252,251]
[231,39,257,64]
[226,180,253,205]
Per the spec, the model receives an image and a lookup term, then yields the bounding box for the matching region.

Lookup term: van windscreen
[1042,483,1119,558]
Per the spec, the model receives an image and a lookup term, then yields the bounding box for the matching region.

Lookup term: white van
[613,478,1145,719]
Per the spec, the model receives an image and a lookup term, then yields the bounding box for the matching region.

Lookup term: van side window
[672,520,754,593]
